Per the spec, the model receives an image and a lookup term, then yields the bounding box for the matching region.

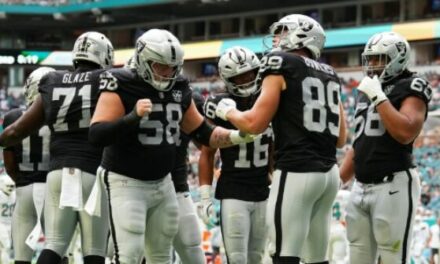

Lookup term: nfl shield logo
[172,90,182,102]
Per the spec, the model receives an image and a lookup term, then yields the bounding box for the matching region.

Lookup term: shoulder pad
[175,75,190,86]
[259,52,305,80]
[388,75,432,104]
[99,70,120,92]
[204,93,229,120]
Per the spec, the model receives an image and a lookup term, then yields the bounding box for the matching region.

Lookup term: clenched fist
[135,99,153,117]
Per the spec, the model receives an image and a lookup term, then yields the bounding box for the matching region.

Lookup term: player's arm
[198,144,217,223]
[180,100,255,149]
[0,96,45,147]
[89,91,152,146]
[2,150,18,182]
[198,145,217,186]
[375,97,426,145]
[336,102,347,148]
[357,75,427,145]
[339,147,355,184]
[222,75,283,134]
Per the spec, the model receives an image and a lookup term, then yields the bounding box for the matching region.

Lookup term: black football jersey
[171,132,190,193]
[353,73,432,183]
[259,51,341,172]
[3,109,50,187]
[99,68,192,181]
[38,68,104,174]
[204,93,271,201]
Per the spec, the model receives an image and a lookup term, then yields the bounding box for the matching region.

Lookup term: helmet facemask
[225,68,260,97]
[362,53,390,80]
[136,54,182,92]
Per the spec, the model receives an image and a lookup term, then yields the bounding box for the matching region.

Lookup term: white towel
[59,168,83,210]
[85,167,104,217]
[25,183,46,250]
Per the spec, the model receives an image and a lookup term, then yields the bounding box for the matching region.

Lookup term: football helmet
[267,14,325,59]
[124,56,137,69]
[134,29,184,91]
[72,31,114,69]
[362,31,410,82]
[218,46,260,97]
[0,175,14,196]
[24,67,55,106]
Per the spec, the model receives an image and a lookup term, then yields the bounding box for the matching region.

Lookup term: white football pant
[346,169,420,264]
[267,165,339,263]
[104,172,179,264]
[220,199,267,264]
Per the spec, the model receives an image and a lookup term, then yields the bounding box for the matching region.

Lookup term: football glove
[198,185,214,225]
[229,130,260,145]
[215,98,236,121]
[357,75,388,106]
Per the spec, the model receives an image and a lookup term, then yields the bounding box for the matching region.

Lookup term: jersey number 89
[302,77,340,136]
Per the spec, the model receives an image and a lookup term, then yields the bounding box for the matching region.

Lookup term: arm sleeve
[89,109,141,147]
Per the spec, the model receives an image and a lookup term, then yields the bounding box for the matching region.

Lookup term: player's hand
[200,199,214,225]
[357,75,388,106]
[135,99,153,117]
[229,130,260,144]
[198,185,214,225]
[215,98,236,121]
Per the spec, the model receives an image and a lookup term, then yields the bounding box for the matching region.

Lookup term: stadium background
[0,0,440,263]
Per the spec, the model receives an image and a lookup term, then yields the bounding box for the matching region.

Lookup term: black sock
[15,261,31,264]
[272,256,301,264]
[36,249,62,264]
[83,255,105,264]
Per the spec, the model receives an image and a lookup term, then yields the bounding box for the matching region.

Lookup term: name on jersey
[62,72,91,84]
[303,57,335,76]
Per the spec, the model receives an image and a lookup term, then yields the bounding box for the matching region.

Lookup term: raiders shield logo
[395,42,407,55]
[172,90,182,102]
[298,18,313,32]
[136,41,146,54]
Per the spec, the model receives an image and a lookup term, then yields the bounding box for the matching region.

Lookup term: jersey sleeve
[203,94,223,123]
[258,52,286,80]
[98,70,119,93]
[203,93,234,128]
[395,76,432,106]
[258,52,305,85]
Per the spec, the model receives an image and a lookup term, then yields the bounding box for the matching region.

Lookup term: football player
[171,92,206,264]
[199,46,272,264]
[328,190,350,264]
[88,29,258,264]
[339,32,431,264]
[0,175,15,264]
[214,14,347,264]
[0,31,114,264]
[2,67,53,264]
